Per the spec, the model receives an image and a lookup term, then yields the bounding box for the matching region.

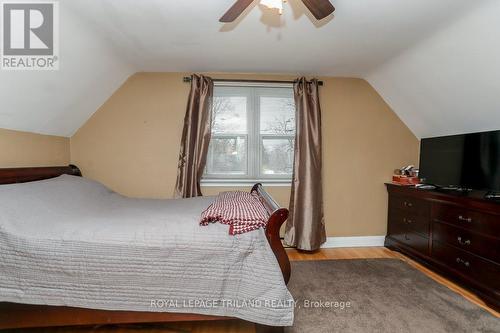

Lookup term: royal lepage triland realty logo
[1,1,59,70]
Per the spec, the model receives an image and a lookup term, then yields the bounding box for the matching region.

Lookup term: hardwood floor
[9,247,499,333]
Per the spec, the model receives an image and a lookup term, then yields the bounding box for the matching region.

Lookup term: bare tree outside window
[260,96,295,175]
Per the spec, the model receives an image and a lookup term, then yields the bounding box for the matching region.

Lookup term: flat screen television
[419,130,500,192]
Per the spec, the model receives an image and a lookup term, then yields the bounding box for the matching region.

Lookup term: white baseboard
[321,236,386,249]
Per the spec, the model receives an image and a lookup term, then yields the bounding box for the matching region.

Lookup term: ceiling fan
[220,0,335,22]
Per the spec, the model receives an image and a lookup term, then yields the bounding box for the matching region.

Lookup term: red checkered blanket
[200,191,270,235]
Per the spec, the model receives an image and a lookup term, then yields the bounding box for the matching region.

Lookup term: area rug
[286,259,499,333]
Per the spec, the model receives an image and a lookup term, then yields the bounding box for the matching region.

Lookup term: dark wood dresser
[385,184,500,310]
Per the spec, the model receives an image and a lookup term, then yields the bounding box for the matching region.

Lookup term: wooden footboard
[252,183,291,285]
[0,166,291,330]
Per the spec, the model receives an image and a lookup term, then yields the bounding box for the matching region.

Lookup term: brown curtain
[284,77,326,251]
[174,74,214,198]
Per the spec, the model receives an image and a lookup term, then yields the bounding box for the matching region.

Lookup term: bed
[0,165,292,331]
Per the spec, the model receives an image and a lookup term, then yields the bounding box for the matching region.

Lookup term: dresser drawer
[433,222,500,263]
[432,204,499,236]
[432,241,500,291]
[391,230,429,255]
[390,195,430,216]
[389,208,429,236]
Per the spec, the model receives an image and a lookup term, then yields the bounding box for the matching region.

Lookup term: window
[203,84,296,184]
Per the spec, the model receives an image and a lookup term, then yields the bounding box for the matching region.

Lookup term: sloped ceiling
[0,0,497,138]
[367,0,500,138]
[0,3,133,137]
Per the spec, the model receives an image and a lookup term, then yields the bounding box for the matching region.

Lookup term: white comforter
[0,175,293,326]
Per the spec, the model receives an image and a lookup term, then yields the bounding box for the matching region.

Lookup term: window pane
[206,136,247,175]
[261,138,294,175]
[260,96,295,135]
[212,96,247,135]
[204,86,296,181]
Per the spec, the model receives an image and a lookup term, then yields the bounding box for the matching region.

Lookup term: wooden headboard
[0,165,82,185]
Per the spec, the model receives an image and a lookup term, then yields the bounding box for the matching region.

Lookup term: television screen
[419,130,500,191]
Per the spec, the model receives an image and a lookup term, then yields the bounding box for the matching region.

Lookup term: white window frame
[202,82,295,186]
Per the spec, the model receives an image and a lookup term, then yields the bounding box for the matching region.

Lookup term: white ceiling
[0,0,497,138]
[367,0,500,138]
[0,2,133,136]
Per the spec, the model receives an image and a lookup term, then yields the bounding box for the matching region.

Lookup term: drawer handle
[455,257,470,267]
[404,201,413,208]
[458,215,472,223]
[457,237,471,246]
[403,218,413,224]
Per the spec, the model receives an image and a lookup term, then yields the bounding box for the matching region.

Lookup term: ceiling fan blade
[219,0,255,23]
[301,0,335,20]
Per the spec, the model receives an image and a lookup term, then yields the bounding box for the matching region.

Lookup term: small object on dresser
[485,192,500,200]
[392,165,420,186]
[392,175,420,186]
[415,183,437,190]
[398,165,419,177]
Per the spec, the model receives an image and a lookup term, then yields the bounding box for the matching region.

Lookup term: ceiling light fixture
[220,0,335,23]
[260,0,286,15]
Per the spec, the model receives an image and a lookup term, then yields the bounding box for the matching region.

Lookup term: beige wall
[0,128,70,167]
[71,72,419,237]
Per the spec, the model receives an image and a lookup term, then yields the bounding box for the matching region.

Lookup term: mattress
[0,175,293,326]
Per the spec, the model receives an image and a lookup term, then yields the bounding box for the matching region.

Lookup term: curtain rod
[182,77,324,86]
